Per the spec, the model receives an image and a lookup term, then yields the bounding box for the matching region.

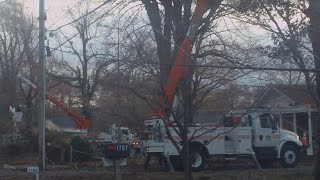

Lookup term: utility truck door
[253,113,280,147]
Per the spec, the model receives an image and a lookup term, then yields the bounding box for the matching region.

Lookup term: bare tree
[118,1,255,179]
[235,1,320,178]
[49,2,115,132]
[0,1,38,131]
[304,0,320,179]
[236,0,314,90]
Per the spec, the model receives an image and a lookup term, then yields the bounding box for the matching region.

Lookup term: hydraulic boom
[18,75,89,129]
[158,0,214,117]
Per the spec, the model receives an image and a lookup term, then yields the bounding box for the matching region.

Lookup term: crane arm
[18,75,89,129]
[45,94,89,129]
[158,0,214,117]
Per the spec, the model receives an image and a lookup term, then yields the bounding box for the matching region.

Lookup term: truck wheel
[280,144,299,168]
[190,148,206,171]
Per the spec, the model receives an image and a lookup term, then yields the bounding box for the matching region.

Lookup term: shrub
[65,136,92,162]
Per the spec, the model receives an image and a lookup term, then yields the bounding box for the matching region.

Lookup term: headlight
[131,141,140,145]
[292,134,299,140]
[288,133,299,140]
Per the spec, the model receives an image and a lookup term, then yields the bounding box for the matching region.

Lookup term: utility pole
[38,0,46,171]
[114,20,121,180]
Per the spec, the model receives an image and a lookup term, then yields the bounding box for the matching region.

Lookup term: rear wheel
[280,144,299,168]
[190,147,206,171]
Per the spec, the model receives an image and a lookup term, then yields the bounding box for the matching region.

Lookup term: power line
[48,0,142,56]
[52,48,78,55]
[50,33,78,52]
[49,0,125,52]
[142,62,319,72]
[50,10,113,53]
[48,1,317,76]
[47,1,86,29]
[50,0,111,32]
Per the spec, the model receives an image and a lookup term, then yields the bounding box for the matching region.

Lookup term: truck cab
[239,112,303,168]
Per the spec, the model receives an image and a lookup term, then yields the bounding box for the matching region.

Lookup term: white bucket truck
[142,110,305,171]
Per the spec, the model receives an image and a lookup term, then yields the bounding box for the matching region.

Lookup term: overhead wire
[50,0,112,33]
[47,0,86,29]
[139,62,319,72]
[48,1,318,75]
[49,0,128,53]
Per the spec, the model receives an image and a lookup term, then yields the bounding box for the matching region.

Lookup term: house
[252,85,317,155]
[254,85,316,109]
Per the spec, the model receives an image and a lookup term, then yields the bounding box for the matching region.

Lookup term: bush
[65,136,92,162]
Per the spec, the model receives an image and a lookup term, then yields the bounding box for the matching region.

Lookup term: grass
[0,154,314,180]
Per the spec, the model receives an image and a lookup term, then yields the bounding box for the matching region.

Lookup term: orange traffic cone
[301,132,309,147]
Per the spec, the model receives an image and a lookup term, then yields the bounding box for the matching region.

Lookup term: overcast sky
[22,0,107,30]
[24,0,81,29]
[19,0,292,87]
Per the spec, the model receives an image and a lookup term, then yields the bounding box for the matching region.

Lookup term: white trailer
[142,111,305,171]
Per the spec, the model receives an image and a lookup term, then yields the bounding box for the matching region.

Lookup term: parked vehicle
[92,124,143,158]
[142,110,304,171]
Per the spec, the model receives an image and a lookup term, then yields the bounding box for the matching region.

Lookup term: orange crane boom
[18,75,89,129]
[157,0,214,117]
[45,94,89,129]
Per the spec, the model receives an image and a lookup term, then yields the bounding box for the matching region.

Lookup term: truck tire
[280,144,299,168]
[190,147,206,171]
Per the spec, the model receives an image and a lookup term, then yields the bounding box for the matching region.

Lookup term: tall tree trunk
[141,0,174,86]
[82,95,92,132]
[183,72,193,180]
[306,0,320,179]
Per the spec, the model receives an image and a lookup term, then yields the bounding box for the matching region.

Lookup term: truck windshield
[122,129,129,135]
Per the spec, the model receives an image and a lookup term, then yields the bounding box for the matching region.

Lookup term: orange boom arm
[18,75,89,129]
[157,0,214,117]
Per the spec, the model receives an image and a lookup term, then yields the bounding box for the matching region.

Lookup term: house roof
[255,85,317,108]
[46,120,62,131]
[48,116,76,129]
[273,85,316,107]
